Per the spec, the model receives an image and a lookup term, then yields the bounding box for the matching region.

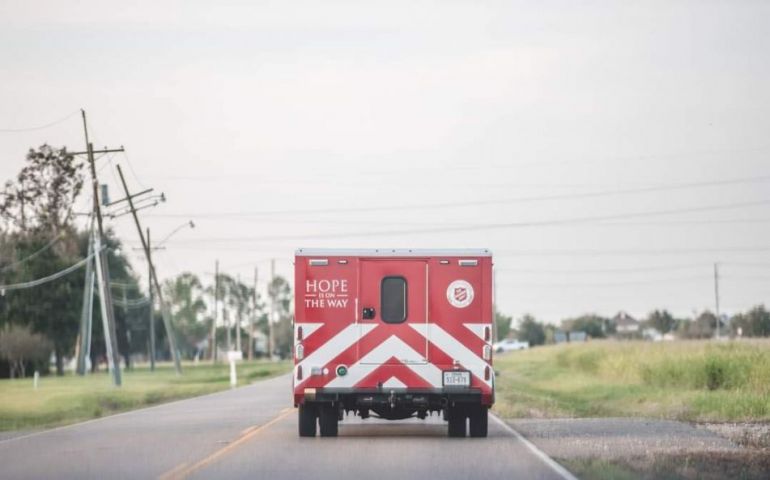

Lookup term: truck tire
[298,403,317,437]
[468,405,488,438]
[447,405,467,438]
[318,403,339,437]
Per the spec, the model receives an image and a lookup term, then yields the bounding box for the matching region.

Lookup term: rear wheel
[298,403,317,437]
[447,405,467,438]
[468,405,488,438]
[319,403,339,437]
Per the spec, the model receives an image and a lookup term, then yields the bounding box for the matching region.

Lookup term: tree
[495,309,512,340]
[101,232,145,368]
[0,324,51,378]
[678,311,718,339]
[0,144,84,234]
[0,231,82,375]
[224,276,255,355]
[207,274,256,355]
[164,272,208,358]
[517,314,545,346]
[267,275,293,357]
[0,145,86,375]
[646,309,675,334]
[561,314,607,338]
[731,305,770,337]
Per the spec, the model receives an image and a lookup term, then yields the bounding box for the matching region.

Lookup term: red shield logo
[454,287,467,302]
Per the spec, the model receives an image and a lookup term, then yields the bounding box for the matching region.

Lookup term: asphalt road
[0,374,574,480]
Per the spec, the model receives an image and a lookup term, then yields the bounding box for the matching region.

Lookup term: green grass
[493,339,770,421]
[562,451,770,480]
[0,360,291,431]
[561,458,641,480]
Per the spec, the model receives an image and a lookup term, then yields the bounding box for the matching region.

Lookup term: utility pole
[249,267,257,361]
[235,274,242,354]
[122,283,130,369]
[225,296,232,352]
[72,109,123,386]
[269,258,275,360]
[148,228,156,371]
[714,262,721,339]
[115,165,182,375]
[211,260,219,363]
[76,216,95,375]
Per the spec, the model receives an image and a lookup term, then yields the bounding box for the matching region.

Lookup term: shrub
[0,324,52,378]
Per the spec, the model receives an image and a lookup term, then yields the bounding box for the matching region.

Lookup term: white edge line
[490,413,579,480]
[0,372,293,448]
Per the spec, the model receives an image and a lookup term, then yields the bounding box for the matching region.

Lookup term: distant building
[613,311,640,335]
[554,331,568,344]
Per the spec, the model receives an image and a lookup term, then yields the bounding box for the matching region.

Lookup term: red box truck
[293,249,494,437]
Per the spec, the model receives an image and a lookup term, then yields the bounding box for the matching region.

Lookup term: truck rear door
[358,259,428,365]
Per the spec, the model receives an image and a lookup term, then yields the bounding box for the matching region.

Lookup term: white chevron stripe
[294,323,323,341]
[326,335,443,388]
[382,376,407,388]
[411,323,491,386]
[463,323,491,341]
[295,324,376,385]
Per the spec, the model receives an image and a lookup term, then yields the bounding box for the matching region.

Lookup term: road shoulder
[504,417,770,480]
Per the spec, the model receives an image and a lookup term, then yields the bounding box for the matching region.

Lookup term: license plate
[443,370,470,387]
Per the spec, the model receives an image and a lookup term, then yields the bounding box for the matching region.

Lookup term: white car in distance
[494,339,530,353]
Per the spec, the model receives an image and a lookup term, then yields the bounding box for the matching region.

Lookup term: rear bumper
[294,387,493,408]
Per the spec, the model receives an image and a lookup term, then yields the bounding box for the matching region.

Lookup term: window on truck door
[381,276,407,323]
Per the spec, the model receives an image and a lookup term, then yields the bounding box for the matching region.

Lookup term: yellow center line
[158,408,294,480]
[158,462,189,480]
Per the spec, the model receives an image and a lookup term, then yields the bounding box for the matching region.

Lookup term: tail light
[297,326,303,341]
[295,343,304,360]
[296,365,303,381]
[484,326,491,342]
[484,366,490,381]
[482,344,491,361]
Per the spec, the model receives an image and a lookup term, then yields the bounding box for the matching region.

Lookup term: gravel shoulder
[508,418,742,459]
[505,417,770,479]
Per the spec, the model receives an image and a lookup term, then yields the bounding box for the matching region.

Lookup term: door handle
[362,307,376,320]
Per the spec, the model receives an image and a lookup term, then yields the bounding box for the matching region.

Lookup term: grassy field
[0,360,291,431]
[493,339,770,422]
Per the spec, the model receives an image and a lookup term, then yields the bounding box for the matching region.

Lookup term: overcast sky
[1,0,769,323]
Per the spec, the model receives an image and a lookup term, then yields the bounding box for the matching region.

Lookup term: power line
[0,110,80,133]
[498,274,712,288]
[161,197,770,243]
[497,263,710,275]
[0,248,103,292]
[722,261,770,269]
[94,288,149,307]
[119,150,148,190]
[146,145,770,182]
[493,246,770,257]
[109,281,141,289]
[114,298,150,308]
[0,233,65,272]
[497,261,770,275]
[594,218,770,226]
[149,174,770,219]
[722,273,770,281]
[144,215,770,228]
